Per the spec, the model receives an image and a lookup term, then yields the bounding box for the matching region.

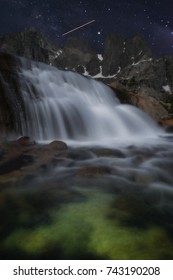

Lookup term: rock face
[0,27,59,64]
[118,56,173,102]
[0,52,26,135]
[53,37,100,75]
[110,55,173,120]
[110,81,169,121]
[102,33,152,76]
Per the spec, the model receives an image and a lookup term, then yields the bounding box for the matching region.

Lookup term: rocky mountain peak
[102,32,152,76]
[0,27,59,64]
[53,37,100,76]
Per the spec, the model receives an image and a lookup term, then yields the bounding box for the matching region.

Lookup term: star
[1,0,173,56]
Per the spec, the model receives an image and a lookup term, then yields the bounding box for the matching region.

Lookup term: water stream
[0,60,173,259]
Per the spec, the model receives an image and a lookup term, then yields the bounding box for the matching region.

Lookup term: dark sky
[0,0,173,56]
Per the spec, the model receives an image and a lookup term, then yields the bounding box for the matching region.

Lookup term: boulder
[165,125,173,133]
[76,166,112,177]
[110,81,169,121]
[129,93,168,121]
[46,140,68,150]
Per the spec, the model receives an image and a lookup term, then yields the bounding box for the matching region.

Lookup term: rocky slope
[109,55,173,121]
[0,27,59,65]
[0,52,26,135]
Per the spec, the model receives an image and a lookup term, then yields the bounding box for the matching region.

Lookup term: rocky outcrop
[0,27,59,64]
[0,52,26,135]
[53,37,100,75]
[102,33,152,76]
[118,56,173,102]
[110,81,169,121]
[109,55,173,121]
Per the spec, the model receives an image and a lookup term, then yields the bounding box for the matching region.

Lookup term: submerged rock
[165,125,173,133]
[76,166,112,177]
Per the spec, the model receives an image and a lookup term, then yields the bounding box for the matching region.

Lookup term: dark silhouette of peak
[0,27,59,64]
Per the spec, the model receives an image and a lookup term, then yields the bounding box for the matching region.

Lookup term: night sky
[0,0,173,56]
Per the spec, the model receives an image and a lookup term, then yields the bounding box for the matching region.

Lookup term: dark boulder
[46,140,68,150]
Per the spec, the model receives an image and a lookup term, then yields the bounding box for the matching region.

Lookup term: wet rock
[94,148,125,158]
[159,118,173,130]
[64,149,95,160]
[0,154,34,175]
[110,82,169,121]
[165,126,173,133]
[46,140,68,150]
[76,166,112,177]
[10,136,34,147]
[134,170,156,185]
[133,94,168,121]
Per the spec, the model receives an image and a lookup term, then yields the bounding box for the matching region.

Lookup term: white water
[19,61,161,145]
[3,60,173,260]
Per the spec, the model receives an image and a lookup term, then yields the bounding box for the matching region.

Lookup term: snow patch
[97,54,103,61]
[55,50,62,58]
[132,58,152,66]
[83,65,117,79]
[162,85,172,94]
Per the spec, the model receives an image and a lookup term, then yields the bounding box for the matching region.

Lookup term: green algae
[3,187,173,259]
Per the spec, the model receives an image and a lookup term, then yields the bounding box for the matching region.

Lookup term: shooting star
[62,19,95,36]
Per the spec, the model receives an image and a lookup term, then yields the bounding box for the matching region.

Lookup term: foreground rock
[0,138,68,183]
[46,140,68,150]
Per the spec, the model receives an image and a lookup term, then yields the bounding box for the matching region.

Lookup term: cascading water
[1,58,173,260]
[19,60,161,144]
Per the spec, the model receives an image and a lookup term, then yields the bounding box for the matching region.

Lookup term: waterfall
[19,60,161,144]
[2,58,173,262]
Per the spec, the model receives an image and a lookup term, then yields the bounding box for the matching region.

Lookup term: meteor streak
[62,19,95,36]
